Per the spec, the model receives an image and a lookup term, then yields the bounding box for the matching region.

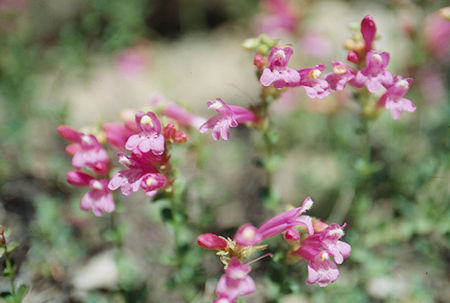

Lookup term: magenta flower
[361,15,377,52]
[324,61,356,91]
[215,258,255,302]
[197,233,228,250]
[57,126,110,175]
[108,152,168,196]
[199,98,258,141]
[163,102,207,129]
[234,197,314,246]
[260,46,300,89]
[66,171,115,216]
[294,64,330,99]
[354,51,393,93]
[376,76,416,120]
[103,122,137,150]
[294,223,351,287]
[125,112,165,155]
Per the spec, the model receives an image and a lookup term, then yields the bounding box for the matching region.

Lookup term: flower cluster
[58,101,195,215]
[197,197,351,302]
[257,15,416,120]
[57,125,115,216]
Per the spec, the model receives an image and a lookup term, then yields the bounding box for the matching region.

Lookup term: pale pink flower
[125,112,165,155]
[108,152,168,196]
[215,258,255,302]
[324,61,356,91]
[199,98,258,141]
[57,125,110,175]
[260,46,300,89]
[66,171,115,216]
[293,64,330,99]
[376,76,416,120]
[353,51,393,93]
[423,9,450,62]
[294,223,351,287]
[234,197,314,246]
[163,103,206,129]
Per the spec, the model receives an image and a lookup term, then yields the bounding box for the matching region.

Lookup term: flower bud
[197,233,228,250]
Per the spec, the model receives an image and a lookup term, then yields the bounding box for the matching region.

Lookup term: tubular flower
[215,258,256,303]
[108,152,168,197]
[353,51,393,93]
[66,171,115,216]
[293,64,330,99]
[102,122,137,150]
[376,76,416,120]
[235,197,314,246]
[125,112,165,155]
[293,223,351,287]
[260,46,300,89]
[163,102,207,129]
[57,125,110,175]
[199,98,258,141]
[324,61,356,91]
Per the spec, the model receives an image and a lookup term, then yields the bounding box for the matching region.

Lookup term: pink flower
[199,98,258,141]
[376,76,416,120]
[67,171,115,216]
[103,122,137,150]
[215,258,255,302]
[108,152,168,196]
[260,46,300,89]
[361,15,376,52]
[294,223,351,287]
[255,0,298,35]
[57,125,110,175]
[423,9,450,62]
[125,112,165,155]
[294,64,330,99]
[163,103,206,129]
[116,48,147,76]
[354,51,393,93]
[324,61,356,91]
[234,197,314,246]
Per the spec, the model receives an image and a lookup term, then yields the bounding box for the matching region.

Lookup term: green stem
[4,244,17,302]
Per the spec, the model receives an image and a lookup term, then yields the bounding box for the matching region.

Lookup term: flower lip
[242,226,256,240]
[371,53,382,62]
[81,135,92,145]
[320,252,330,260]
[209,100,224,110]
[229,269,248,280]
[311,69,322,79]
[333,65,347,74]
[140,115,153,127]
[91,180,104,190]
[395,79,409,89]
[274,49,286,60]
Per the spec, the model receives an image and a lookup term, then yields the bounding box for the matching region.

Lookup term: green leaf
[17,284,27,300]
[6,242,19,253]
[0,247,4,258]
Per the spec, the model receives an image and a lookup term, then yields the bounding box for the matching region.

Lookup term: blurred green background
[0,0,448,302]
